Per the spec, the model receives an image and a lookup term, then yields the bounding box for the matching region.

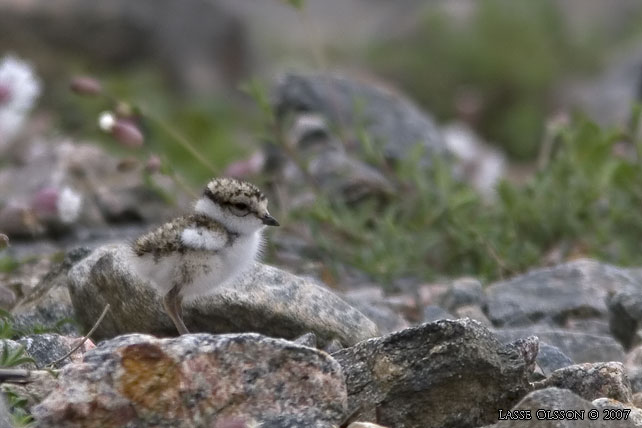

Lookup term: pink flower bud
[0,84,10,105]
[111,120,144,148]
[145,154,162,173]
[31,187,59,216]
[70,76,102,96]
[223,152,265,178]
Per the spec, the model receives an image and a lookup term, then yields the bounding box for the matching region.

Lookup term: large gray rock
[608,289,642,349]
[33,333,347,427]
[273,72,446,164]
[494,327,626,364]
[67,244,378,347]
[332,319,537,428]
[540,362,633,403]
[489,387,635,428]
[486,259,640,327]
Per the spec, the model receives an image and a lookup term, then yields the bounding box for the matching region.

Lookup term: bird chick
[130,177,279,335]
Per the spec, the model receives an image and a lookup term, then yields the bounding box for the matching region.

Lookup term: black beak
[261,213,280,227]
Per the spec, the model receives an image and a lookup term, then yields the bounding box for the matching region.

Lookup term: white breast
[131,230,263,300]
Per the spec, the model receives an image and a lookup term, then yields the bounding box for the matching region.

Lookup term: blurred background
[2,0,642,291]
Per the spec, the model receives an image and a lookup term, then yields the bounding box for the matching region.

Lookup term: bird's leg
[163,284,190,335]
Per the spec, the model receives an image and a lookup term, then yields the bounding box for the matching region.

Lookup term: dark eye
[229,202,250,216]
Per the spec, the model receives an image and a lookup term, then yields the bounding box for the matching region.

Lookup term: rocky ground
[1,66,641,427]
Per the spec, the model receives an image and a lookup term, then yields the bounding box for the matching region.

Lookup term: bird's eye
[229,202,250,216]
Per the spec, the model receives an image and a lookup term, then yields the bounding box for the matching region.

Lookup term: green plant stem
[144,112,219,176]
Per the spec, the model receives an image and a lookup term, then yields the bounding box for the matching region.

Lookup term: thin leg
[163,285,190,335]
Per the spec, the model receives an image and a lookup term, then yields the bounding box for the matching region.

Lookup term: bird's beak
[261,213,280,226]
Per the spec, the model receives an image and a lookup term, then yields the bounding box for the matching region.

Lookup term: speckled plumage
[133,213,232,260]
[129,177,279,335]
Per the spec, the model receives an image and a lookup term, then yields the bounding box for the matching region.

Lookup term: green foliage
[6,390,33,427]
[281,0,305,11]
[0,343,34,368]
[278,112,642,286]
[0,257,20,274]
[368,0,600,160]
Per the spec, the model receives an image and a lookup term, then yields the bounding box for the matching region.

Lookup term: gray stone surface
[10,247,90,337]
[608,289,642,349]
[272,72,447,164]
[422,305,455,323]
[439,277,485,312]
[486,259,641,327]
[67,244,379,347]
[489,387,635,428]
[343,294,409,335]
[494,327,626,363]
[32,333,347,428]
[332,319,537,428]
[18,333,93,368]
[537,343,575,376]
[540,362,633,403]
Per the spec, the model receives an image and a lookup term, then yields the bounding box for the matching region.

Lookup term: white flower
[98,111,116,132]
[57,186,83,224]
[0,55,41,149]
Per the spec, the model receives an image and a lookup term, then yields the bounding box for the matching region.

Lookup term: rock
[486,259,640,327]
[32,333,347,427]
[592,398,642,426]
[272,72,447,165]
[0,286,15,311]
[494,327,626,363]
[332,319,536,428]
[10,247,90,337]
[348,423,389,428]
[343,291,410,335]
[0,0,249,95]
[293,332,317,348]
[490,387,634,428]
[608,289,642,349]
[540,362,633,403]
[455,304,492,326]
[17,333,94,368]
[0,140,187,239]
[266,72,448,204]
[68,244,378,347]
[537,343,575,376]
[441,122,506,198]
[0,395,13,428]
[1,370,58,412]
[439,277,485,312]
[628,369,642,393]
[422,305,455,323]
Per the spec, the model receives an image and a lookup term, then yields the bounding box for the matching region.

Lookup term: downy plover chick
[130,177,279,335]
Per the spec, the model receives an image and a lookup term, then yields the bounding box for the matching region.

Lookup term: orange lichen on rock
[119,343,183,418]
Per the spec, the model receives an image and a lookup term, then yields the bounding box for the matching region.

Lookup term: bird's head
[194,177,279,234]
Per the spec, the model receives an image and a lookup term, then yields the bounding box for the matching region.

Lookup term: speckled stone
[32,333,347,428]
[540,362,633,403]
[489,387,634,428]
[493,327,625,364]
[17,333,94,367]
[332,319,537,428]
[67,244,378,347]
